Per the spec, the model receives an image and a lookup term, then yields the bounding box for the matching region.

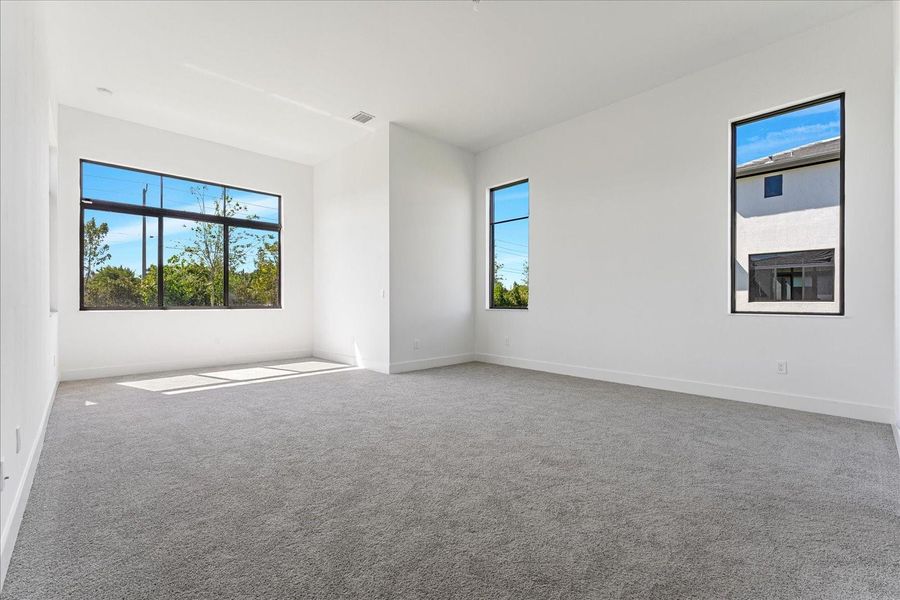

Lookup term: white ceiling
[42,1,869,165]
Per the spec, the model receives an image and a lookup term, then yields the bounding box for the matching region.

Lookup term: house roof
[736,137,840,178]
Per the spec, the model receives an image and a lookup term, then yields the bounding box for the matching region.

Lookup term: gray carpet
[3,361,899,599]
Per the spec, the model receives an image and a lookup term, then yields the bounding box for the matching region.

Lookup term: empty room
[1,1,899,598]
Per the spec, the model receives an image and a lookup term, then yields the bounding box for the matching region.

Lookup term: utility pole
[142,184,148,278]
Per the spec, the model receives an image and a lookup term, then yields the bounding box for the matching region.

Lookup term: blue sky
[85,209,273,275]
[82,162,277,275]
[735,99,840,165]
[492,181,529,286]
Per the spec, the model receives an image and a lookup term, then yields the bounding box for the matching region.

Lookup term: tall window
[80,160,281,310]
[731,94,843,315]
[489,180,529,309]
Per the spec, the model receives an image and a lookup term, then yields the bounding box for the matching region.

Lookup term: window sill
[79,307,283,313]
[729,311,844,318]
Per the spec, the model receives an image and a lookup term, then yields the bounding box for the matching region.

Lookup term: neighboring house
[734,137,840,313]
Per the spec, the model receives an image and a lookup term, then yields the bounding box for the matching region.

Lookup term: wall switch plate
[776,361,788,375]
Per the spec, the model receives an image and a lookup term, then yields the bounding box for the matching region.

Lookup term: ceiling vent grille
[350,111,375,124]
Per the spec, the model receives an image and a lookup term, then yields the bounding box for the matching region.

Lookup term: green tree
[80,184,278,309]
[83,217,111,280]
[84,265,141,307]
[140,265,159,305]
[492,259,528,308]
[166,185,255,306]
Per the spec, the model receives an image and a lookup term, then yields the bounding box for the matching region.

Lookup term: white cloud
[738,121,840,162]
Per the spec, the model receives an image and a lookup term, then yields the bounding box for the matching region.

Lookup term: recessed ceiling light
[96,87,113,95]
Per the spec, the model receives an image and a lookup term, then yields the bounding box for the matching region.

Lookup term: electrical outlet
[15,427,21,453]
[776,360,788,375]
[504,336,510,347]
[413,338,420,351]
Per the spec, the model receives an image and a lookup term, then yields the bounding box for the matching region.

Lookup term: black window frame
[79,159,282,311]
[489,179,529,310]
[730,93,844,315]
[763,174,783,198]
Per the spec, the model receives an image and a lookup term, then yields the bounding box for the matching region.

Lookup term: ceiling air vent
[350,111,375,124]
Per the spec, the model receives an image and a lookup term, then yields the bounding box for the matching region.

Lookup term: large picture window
[489,180,529,309]
[731,94,843,314]
[80,160,281,310]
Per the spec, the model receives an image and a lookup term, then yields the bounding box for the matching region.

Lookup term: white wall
[388,124,475,371]
[894,0,900,439]
[57,107,313,380]
[0,1,58,586]
[313,127,391,372]
[474,4,895,423]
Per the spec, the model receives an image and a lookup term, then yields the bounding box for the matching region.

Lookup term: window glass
[492,181,529,222]
[227,189,280,224]
[163,177,224,217]
[162,217,224,307]
[82,209,157,308]
[228,228,279,306]
[82,162,160,207]
[764,174,782,198]
[490,180,529,309]
[733,96,842,314]
[80,160,281,310]
[748,250,834,303]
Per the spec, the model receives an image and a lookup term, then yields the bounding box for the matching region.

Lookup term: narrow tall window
[80,160,281,310]
[731,95,843,314]
[489,180,529,309]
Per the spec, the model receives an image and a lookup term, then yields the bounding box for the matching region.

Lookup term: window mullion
[157,216,164,308]
[223,228,230,308]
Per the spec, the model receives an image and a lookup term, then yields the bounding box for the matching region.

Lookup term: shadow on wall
[736,196,840,219]
[734,262,748,292]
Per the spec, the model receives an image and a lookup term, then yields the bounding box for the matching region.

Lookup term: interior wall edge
[893,0,900,435]
[388,353,476,374]
[0,383,56,590]
[312,348,390,375]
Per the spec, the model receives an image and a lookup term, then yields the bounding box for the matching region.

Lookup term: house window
[749,249,835,302]
[731,94,843,314]
[489,180,529,309]
[80,160,281,310]
[764,174,782,198]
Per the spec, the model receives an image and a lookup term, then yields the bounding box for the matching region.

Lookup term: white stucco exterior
[734,158,841,313]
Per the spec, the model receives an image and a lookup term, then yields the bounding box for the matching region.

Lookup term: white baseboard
[893,422,900,463]
[390,353,475,374]
[60,349,313,381]
[1,382,56,590]
[475,353,894,424]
